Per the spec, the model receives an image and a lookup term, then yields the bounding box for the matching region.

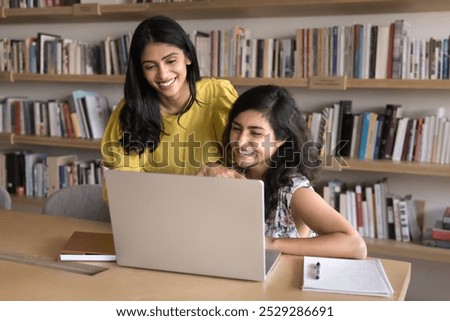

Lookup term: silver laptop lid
[105,170,278,281]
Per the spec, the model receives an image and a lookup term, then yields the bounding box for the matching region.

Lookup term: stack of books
[422,207,450,249]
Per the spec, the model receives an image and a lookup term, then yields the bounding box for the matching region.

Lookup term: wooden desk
[0,210,411,300]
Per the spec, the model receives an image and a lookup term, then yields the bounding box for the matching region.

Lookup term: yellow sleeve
[202,78,238,142]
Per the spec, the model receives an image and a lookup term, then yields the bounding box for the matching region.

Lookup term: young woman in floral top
[200,85,367,259]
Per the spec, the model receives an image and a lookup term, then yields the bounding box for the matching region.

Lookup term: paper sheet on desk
[302,256,394,297]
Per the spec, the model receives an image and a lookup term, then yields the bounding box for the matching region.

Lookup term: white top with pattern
[265,176,311,238]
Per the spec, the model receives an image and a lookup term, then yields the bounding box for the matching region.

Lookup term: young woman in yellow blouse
[101,15,238,176]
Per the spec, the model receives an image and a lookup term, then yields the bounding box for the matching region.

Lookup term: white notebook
[302,256,393,297]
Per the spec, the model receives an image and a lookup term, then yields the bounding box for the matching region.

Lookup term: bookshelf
[3,1,450,23]
[1,1,450,262]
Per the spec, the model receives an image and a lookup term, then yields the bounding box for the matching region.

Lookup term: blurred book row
[1,32,132,76]
[0,90,112,140]
[191,19,450,80]
[321,178,422,243]
[3,0,194,9]
[2,19,450,80]
[0,152,102,197]
[305,101,450,165]
[422,207,450,249]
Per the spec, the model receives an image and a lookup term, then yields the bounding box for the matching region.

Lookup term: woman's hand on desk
[196,163,245,179]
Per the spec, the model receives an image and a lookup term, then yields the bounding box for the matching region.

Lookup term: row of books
[5,0,78,8]
[4,0,194,9]
[297,20,449,80]
[3,19,450,80]
[192,27,296,78]
[0,151,102,197]
[193,19,450,80]
[421,207,450,249]
[322,178,421,243]
[0,90,112,139]
[306,101,450,165]
[0,31,132,76]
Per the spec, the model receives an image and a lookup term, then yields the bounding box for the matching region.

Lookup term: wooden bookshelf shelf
[12,135,101,150]
[227,77,308,88]
[0,133,13,144]
[2,1,450,24]
[365,238,450,264]
[10,73,125,84]
[324,157,450,177]
[11,195,45,207]
[346,78,450,90]
[4,72,450,91]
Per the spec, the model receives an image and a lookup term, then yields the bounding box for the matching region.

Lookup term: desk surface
[0,210,411,301]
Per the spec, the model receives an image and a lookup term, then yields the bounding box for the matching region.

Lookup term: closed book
[59,231,116,262]
[349,114,362,158]
[358,112,372,159]
[368,25,378,79]
[337,100,352,157]
[391,20,411,79]
[422,230,450,249]
[443,207,450,230]
[392,117,409,161]
[373,114,385,159]
[392,195,403,241]
[431,221,450,241]
[401,118,414,161]
[385,195,396,240]
[365,186,376,238]
[67,90,100,139]
[82,95,111,139]
[46,154,77,196]
[375,25,390,79]
[353,24,363,78]
[24,152,47,197]
[365,112,379,160]
[380,104,403,160]
[6,151,27,195]
[404,194,421,242]
[398,196,411,242]
[355,184,364,235]
[37,32,61,74]
[302,256,393,297]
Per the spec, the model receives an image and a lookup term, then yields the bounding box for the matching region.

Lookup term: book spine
[385,196,396,240]
[355,184,364,236]
[398,198,411,242]
[358,112,371,159]
[431,229,450,241]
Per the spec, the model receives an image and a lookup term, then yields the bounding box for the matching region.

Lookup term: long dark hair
[120,15,201,154]
[223,85,321,218]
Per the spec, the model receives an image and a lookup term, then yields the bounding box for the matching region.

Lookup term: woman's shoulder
[289,175,312,192]
[196,78,237,96]
[110,99,125,116]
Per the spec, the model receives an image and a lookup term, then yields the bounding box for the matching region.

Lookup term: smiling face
[141,42,191,102]
[229,110,285,177]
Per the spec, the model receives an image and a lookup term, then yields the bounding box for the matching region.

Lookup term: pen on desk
[314,262,320,279]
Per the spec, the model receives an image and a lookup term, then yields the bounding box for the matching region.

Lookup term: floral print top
[265,175,312,238]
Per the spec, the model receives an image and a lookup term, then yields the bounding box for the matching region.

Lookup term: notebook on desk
[104,170,280,281]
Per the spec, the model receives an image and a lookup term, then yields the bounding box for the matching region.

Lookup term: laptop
[104,170,281,281]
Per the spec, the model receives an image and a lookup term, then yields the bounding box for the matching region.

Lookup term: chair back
[42,184,110,222]
[0,186,12,210]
